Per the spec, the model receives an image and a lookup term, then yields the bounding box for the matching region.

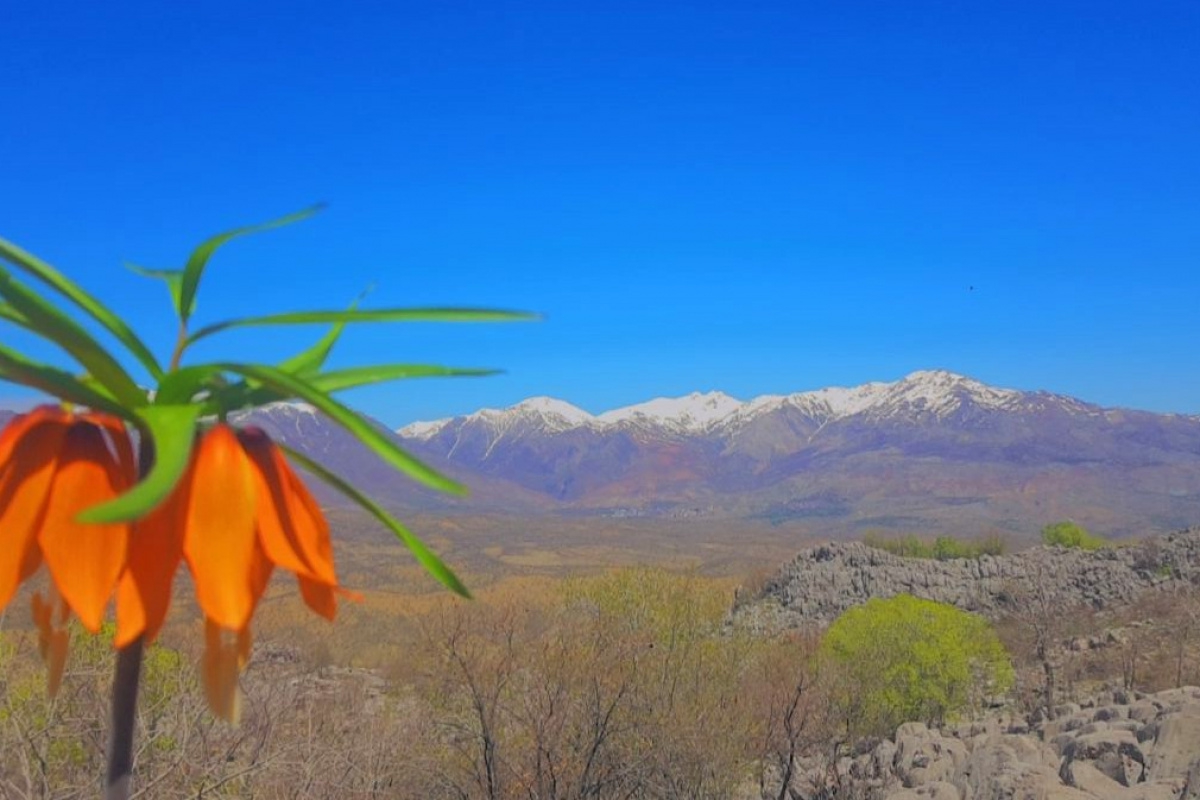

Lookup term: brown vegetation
[4,524,1200,799]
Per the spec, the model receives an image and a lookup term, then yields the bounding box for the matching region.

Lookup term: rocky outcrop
[736,528,1200,629]
[786,687,1200,800]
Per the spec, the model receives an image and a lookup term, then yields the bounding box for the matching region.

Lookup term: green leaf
[308,364,500,394]
[177,204,325,325]
[78,404,202,524]
[187,307,538,345]
[0,302,30,326]
[280,445,470,598]
[204,363,494,417]
[201,292,370,411]
[0,237,163,379]
[0,269,147,407]
[212,362,466,496]
[154,365,224,405]
[280,320,347,376]
[277,288,371,376]
[127,263,185,312]
[0,344,132,418]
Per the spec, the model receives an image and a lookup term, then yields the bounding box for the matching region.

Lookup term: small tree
[1041,521,1106,550]
[820,594,1014,739]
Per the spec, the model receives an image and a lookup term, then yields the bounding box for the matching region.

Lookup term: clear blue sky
[2,1,1198,426]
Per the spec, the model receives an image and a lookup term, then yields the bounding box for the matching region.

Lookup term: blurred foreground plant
[0,206,530,797]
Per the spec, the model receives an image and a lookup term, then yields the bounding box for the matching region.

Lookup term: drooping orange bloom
[116,423,350,721]
[0,410,350,722]
[0,405,136,694]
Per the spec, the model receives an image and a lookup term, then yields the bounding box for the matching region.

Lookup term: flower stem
[105,637,144,800]
[106,436,154,799]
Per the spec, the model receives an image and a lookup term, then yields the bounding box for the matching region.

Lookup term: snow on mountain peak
[465,396,595,434]
[396,371,1038,439]
[231,400,319,422]
[397,418,445,439]
[597,391,743,432]
[511,396,594,424]
[884,369,1023,415]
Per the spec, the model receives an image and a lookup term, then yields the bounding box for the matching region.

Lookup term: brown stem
[168,321,188,371]
[106,436,155,799]
[105,637,144,800]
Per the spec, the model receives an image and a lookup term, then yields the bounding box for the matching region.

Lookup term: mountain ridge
[396,370,1188,442]
[385,370,1200,537]
[3,371,1197,539]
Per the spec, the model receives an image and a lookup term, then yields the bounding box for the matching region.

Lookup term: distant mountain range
[7,371,1200,539]
[241,370,1200,539]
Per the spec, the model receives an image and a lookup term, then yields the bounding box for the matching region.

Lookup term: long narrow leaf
[0,344,132,418]
[0,270,146,406]
[212,364,497,415]
[78,404,201,524]
[187,307,538,345]
[280,321,347,376]
[213,362,466,496]
[127,263,185,312]
[201,294,367,411]
[0,302,30,326]
[309,364,500,393]
[178,205,325,325]
[281,445,470,598]
[278,289,371,376]
[0,237,163,379]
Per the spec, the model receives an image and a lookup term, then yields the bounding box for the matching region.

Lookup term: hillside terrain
[7,370,1198,539]
[736,528,1200,799]
[736,527,1200,628]
[253,370,1200,539]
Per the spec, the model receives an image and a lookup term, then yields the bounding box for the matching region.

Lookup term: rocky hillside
[742,530,1200,800]
[736,528,1200,629]
[806,686,1200,800]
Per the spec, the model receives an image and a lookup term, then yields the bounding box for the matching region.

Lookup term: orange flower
[0,405,135,693]
[0,410,350,722]
[116,423,350,721]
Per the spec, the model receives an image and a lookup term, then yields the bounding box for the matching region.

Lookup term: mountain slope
[6,372,1193,539]
[394,370,1200,537]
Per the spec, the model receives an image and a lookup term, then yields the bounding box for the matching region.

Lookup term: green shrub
[1041,521,1106,550]
[820,594,1014,739]
[862,532,1007,560]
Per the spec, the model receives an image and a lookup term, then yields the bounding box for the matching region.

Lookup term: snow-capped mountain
[398,370,1072,442]
[596,391,744,434]
[389,370,1200,537]
[97,369,1198,540]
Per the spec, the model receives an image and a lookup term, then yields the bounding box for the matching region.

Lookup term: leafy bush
[863,532,1007,560]
[1041,521,1107,550]
[820,594,1014,738]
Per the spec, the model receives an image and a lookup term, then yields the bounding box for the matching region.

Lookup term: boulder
[1148,711,1200,781]
[1061,729,1146,785]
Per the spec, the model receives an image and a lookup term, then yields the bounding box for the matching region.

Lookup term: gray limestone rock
[824,686,1200,800]
[736,528,1200,629]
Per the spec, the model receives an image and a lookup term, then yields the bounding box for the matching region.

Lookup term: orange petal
[38,422,131,632]
[81,412,136,485]
[202,618,244,723]
[276,450,338,585]
[0,405,66,465]
[298,575,337,621]
[248,539,275,618]
[0,410,68,609]
[31,587,71,697]
[115,481,188,648]
[239,429,324,581]
[183,425,258,630]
